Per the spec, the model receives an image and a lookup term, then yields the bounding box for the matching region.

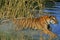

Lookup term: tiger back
[12,15,57,31]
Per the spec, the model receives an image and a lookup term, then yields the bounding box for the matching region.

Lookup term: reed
[0,0,47,19]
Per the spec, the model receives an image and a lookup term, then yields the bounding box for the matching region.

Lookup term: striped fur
[12,15,58,38]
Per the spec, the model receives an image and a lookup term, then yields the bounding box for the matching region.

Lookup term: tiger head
[41,15,58,25]
[49,16,58,24]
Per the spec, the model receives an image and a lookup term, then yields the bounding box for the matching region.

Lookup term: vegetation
[0,0,43,19]
[0,0,56,19]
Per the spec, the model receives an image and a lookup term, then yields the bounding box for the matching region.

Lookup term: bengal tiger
[11,15,58,38]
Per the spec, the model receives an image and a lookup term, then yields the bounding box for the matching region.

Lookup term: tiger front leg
[48,30,57,38]
[43,28,57,38]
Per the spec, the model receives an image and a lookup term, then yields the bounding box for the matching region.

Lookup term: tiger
[11,15,58,38]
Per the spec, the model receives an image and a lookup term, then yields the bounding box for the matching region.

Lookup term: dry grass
[0,0,46,19]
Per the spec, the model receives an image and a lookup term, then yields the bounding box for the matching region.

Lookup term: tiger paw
[50,34,57,38]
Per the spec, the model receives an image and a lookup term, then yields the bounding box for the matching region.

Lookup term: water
[44,2,60,36]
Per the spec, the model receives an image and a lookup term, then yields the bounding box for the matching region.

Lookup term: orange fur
[12,15,58,38]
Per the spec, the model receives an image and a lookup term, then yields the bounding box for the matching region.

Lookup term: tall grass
[0,0,46,19]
